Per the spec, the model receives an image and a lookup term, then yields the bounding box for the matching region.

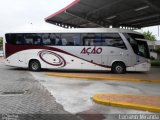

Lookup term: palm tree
[143,31,156,41]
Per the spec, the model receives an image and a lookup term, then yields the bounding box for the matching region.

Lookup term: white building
[147,41,160,59]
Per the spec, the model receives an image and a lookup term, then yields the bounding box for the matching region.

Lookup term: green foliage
[143,31,156,41]
[152,47,160,53]
[0,37,2,44]
[156,47,160,53]
[151,60,160,67]
[0,37,3,50]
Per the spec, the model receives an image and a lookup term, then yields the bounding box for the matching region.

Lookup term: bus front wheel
[29,60,41,71]
[111,62,126,74]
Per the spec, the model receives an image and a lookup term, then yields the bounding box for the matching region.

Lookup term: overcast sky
[0,0,73,36]
[0,0,160,40]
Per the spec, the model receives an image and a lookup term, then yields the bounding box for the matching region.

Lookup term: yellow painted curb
[92,94,160,113]
[47,73,160,83]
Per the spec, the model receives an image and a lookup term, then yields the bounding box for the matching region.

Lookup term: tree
[156,47,160,53]
[143,31,156,41]
[0,37,3,50]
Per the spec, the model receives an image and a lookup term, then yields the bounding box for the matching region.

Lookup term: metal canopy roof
[45,0,160,29]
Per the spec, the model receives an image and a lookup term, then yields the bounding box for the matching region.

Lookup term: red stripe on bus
[5,44,111,68]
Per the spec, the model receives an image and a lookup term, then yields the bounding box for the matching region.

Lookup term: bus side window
[81,33,102,46]
[34,34,42,45]
[24,34,34,45]
[16,39,21,44]
[73,34,81,46]
[15,34,25,45]
[60,33,80,46]
[25,38,33,45]
[42,34,51,45]
[44,39,51,45]
[49,34,55,45]
[16,37,22,44]
[102,33,126,49]
[51,34,61,46]
[61,38,67,46]
[34,38,41,45]
[83,37,92,46]
[85,39,89,46]
[56,39,62,45]
[82,35,90,46]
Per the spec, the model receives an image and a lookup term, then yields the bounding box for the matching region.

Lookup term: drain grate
[0,91,26,96]
[2,91,25,95]
[0,89,29,96]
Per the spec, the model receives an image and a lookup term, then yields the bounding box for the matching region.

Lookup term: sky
[0,0,73,36]
[142,26,160,40]
[0,0,160,40]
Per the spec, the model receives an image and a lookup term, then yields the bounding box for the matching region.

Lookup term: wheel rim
[115,65,123,73]
[32,62,39,70]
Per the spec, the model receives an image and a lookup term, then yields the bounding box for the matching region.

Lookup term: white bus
[4,28,150,73]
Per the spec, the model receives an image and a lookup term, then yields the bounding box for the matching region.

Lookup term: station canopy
[45,0,160,29]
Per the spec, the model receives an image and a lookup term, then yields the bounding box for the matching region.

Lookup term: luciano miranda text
[118,114,160,120]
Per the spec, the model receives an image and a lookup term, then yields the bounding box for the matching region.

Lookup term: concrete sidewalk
[92,94,160,113]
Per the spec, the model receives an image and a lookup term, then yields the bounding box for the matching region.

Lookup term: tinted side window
[32,33,61,45]
[60,33,81,46]
[6,34,26,45]
[123,33,138,54]
[41,33,51,45]
[81,33,101,46]
[49,33,60,45]
[16,34,25,44]
[101,33,126,49]
[24,34,34,45]
[5,34,16,44]
[32,34,42,45]
[128,33,145,39]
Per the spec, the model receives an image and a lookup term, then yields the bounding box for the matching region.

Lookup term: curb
[92,94,160,113]
[47,73,160,83]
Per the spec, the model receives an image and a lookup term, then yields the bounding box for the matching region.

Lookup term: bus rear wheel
[29,60,41,71]
[111,62,126,74]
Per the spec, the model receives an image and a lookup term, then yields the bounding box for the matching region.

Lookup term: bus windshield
[123,33,150,59]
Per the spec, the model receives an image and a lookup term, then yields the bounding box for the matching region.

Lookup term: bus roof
[6,28,142,35]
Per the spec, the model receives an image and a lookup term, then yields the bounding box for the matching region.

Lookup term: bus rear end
[4,33,21,67]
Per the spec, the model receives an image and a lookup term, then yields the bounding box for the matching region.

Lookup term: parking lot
[0,58,80,120]
[0,58,160,119]
[31,69,160,114]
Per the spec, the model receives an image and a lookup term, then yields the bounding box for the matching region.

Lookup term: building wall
[150,52,157,59]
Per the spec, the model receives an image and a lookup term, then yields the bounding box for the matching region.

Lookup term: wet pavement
[48,67,160,81]
[31,68,160,115]
[0,57,160,120]
[0,59,80,120]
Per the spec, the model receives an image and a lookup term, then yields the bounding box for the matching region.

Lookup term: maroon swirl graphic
[38,50,66,67]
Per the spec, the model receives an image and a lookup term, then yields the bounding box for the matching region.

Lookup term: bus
[4,28,150,73]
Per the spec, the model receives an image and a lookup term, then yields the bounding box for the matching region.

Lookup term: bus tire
[111,62,126,74]
[29,60,41,71]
